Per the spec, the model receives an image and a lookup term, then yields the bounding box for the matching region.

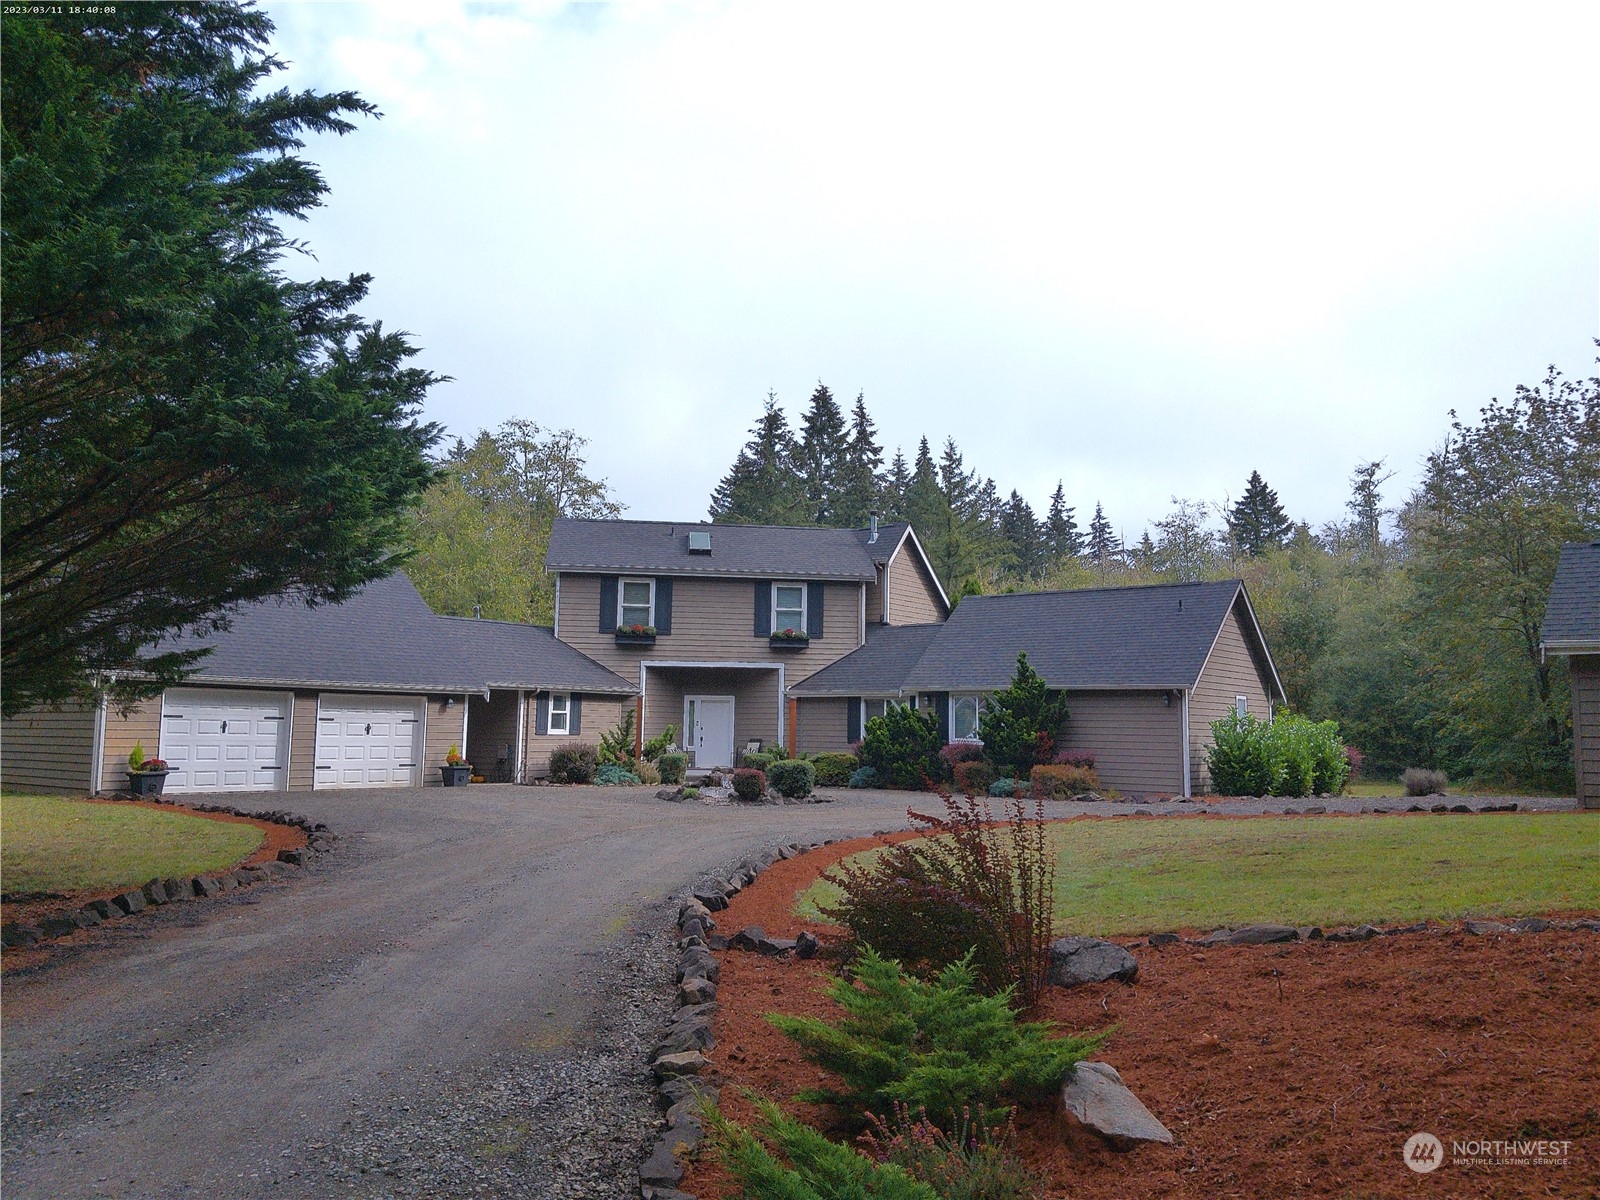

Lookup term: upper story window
[1235,694,1249,717]
[951,693,985,741]
[548,694,571,735]
[619,578,655,628]
[772,583,806,636]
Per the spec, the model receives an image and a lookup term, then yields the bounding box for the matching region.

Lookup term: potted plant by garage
[440,745,472,787]
[127,742,170,797]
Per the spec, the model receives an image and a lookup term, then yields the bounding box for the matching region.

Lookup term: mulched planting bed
[682,829,1600,1198]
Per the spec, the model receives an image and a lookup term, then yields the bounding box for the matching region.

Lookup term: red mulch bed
[681,830,1600,1198]
[2,798,307,969]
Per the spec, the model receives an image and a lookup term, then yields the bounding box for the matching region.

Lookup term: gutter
[1181,689,1192,797]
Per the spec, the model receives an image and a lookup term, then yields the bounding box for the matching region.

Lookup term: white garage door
[160,688,291,793]
[314,696,424,788]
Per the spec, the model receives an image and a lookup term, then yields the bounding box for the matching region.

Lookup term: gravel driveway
[2,785,1574,1199]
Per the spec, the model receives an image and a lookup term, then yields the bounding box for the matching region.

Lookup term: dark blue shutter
[933,693,950,743]
[655,578,673,634]
[754,581,772,637]
[535,693,550,735]
[847,697,861,744]
[598,576,619,633]
[569,695,582,735]
[806,582,825,639]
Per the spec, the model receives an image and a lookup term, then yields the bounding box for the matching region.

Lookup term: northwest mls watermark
[1403,1131,1573,1173]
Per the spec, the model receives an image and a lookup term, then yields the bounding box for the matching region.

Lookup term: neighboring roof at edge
[438,617,634,693]
[790,579,1285,699]
[158,573,627,695]
[1542,542,1600,650]
[786,623,946,695]
[547,517,913,582]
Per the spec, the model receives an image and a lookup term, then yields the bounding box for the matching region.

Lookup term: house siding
[865,569,885,624]
[421,695,469,785]
[886,548,945,625]
[1058,690,1184,795]
[467,690,521,781]
[1573,655,1599,809]
[796,697,852,755]
[2,703,96,794]
[556,574,860,683]
[288,691,319,791]
[1188,598,1275,793]
[522,693,629,778]
[104,699,163,795]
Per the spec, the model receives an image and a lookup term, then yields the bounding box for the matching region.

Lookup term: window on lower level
[549,694,571,735]
[951,693,984,741]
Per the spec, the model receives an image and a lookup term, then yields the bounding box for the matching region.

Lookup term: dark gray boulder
[1048,937,1138,987]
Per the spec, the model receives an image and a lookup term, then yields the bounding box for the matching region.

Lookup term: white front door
[314,696,424,788]
[160,688,291,793]
[685,696,735,769]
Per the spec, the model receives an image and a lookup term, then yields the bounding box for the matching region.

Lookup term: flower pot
[128,770,168,797]
[614,633,656,646]
[769,635,809,650]
[440,764,472,787]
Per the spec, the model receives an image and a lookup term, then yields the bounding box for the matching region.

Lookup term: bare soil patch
[684,831,1600,1198]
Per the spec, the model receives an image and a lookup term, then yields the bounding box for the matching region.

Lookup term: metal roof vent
[687,529,713,554]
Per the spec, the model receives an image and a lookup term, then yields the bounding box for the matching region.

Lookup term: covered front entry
[685,696,736,768]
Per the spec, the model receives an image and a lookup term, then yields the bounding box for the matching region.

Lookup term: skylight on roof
[687,530,712,553]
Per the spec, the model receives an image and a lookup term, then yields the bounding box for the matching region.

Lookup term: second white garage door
[160,688,292,794]
[314,696,424,788]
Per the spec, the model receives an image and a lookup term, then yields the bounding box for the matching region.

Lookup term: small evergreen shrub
[598,708,637,765]
[951,760,995,796]
[860,705,944,789]
[1207,712,1350,796]
[978,653,1069,780]
[641,723,678,761]
[548,742,599,784]
[849,765,883,789]
[1403,767,1449,796]
[732,767,767,801]
[681,785,699,798]
[657,751,688,784]
[988,778,1017,798]
[1029,763,1099,798]
[741,751,775,772]
[767,948,1103,1127]
[768,759,816,799]
[594,762,641,786]
[810,752,859,787]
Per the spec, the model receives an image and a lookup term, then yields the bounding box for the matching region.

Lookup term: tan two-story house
[544,516,948,768]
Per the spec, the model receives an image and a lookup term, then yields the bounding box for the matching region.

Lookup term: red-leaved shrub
[1052,749,1095,769]
[1030,763,1100,798]
[952,760,996,796]
[731,767,766,801]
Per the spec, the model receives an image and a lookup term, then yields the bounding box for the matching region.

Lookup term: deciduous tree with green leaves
[2,3,442,715]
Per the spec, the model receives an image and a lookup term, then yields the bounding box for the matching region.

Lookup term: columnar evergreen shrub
[860,705,944,789]
[978,653,1069,780]
[657,752,688,784]
[767,949,1103,1127]
[810,752,859,787]
[732,767,767,801]
[598,708,637,765]
[548,743,598,784]
[768,759,816,798]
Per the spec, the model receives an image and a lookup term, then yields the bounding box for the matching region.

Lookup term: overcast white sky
[264,1,1598,540]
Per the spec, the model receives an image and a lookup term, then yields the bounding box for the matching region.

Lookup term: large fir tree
[795,382,849,524]
[1227,470,1294,557]
[883,448,912,522]
[1045,482,1083,561]
[1086,502,1121,567]
[836,392,885,527]
[708,392,802,524]
[1001,490,1044,578]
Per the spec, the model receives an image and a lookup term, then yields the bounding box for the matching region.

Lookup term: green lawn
[1,794,263,896]
[798,813,1600,935]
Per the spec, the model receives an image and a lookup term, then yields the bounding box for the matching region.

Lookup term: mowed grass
[1,794,262,896]
[797,813,1600,936]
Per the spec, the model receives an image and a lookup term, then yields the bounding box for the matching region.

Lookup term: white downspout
[553,574,561,640]
[1180,689,1192,797]
[91,693,108,795]
[859,583,866,646]
[776,663,786,751]
[460,695,471,770]
[514,690,527,783]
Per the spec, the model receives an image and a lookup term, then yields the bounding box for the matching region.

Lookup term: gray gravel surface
[2,784,1576,1199]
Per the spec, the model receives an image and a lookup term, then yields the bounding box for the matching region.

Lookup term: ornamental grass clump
[822,792,1057,1004]
[767,948,1103,1130]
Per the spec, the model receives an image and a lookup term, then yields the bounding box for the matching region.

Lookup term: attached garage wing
[160,688,291,794]
[314,696,424,788]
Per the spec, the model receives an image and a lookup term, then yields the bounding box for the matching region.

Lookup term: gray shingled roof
[1542,542,1600,650]
[787,623,946,696]
[791,579,1284,699]
[547,517,904,581]
[438,616,634,693]
[160,574,628,695]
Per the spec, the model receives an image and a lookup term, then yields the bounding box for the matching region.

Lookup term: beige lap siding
[1057,690,1184,795]
[641,667,781,753]
[885,549,945,625]
[101,699,163,795]
[288,692,319,791]
[795,698,853,755]
[1,703,97,794]
[555,574,861,683]
[421,696,468,786]
[522,694,629,778]
[1573,655,1599,809]
[1188,598,1276,792]
[466,691,521,777]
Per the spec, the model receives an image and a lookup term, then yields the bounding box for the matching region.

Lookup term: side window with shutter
[654,579,673,635]
[598,576,619,633]
[807,582,825,639]
[535,693,550,736]
[570,696,582,735]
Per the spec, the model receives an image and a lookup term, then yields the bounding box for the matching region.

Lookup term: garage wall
[1574,655,1599,809]
[1,703,96,794]
[288,692,318,791]
[1058,690,1184,795]
[1189,598,1276,792]
[422,695,468,786]
[103,699,162,795]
